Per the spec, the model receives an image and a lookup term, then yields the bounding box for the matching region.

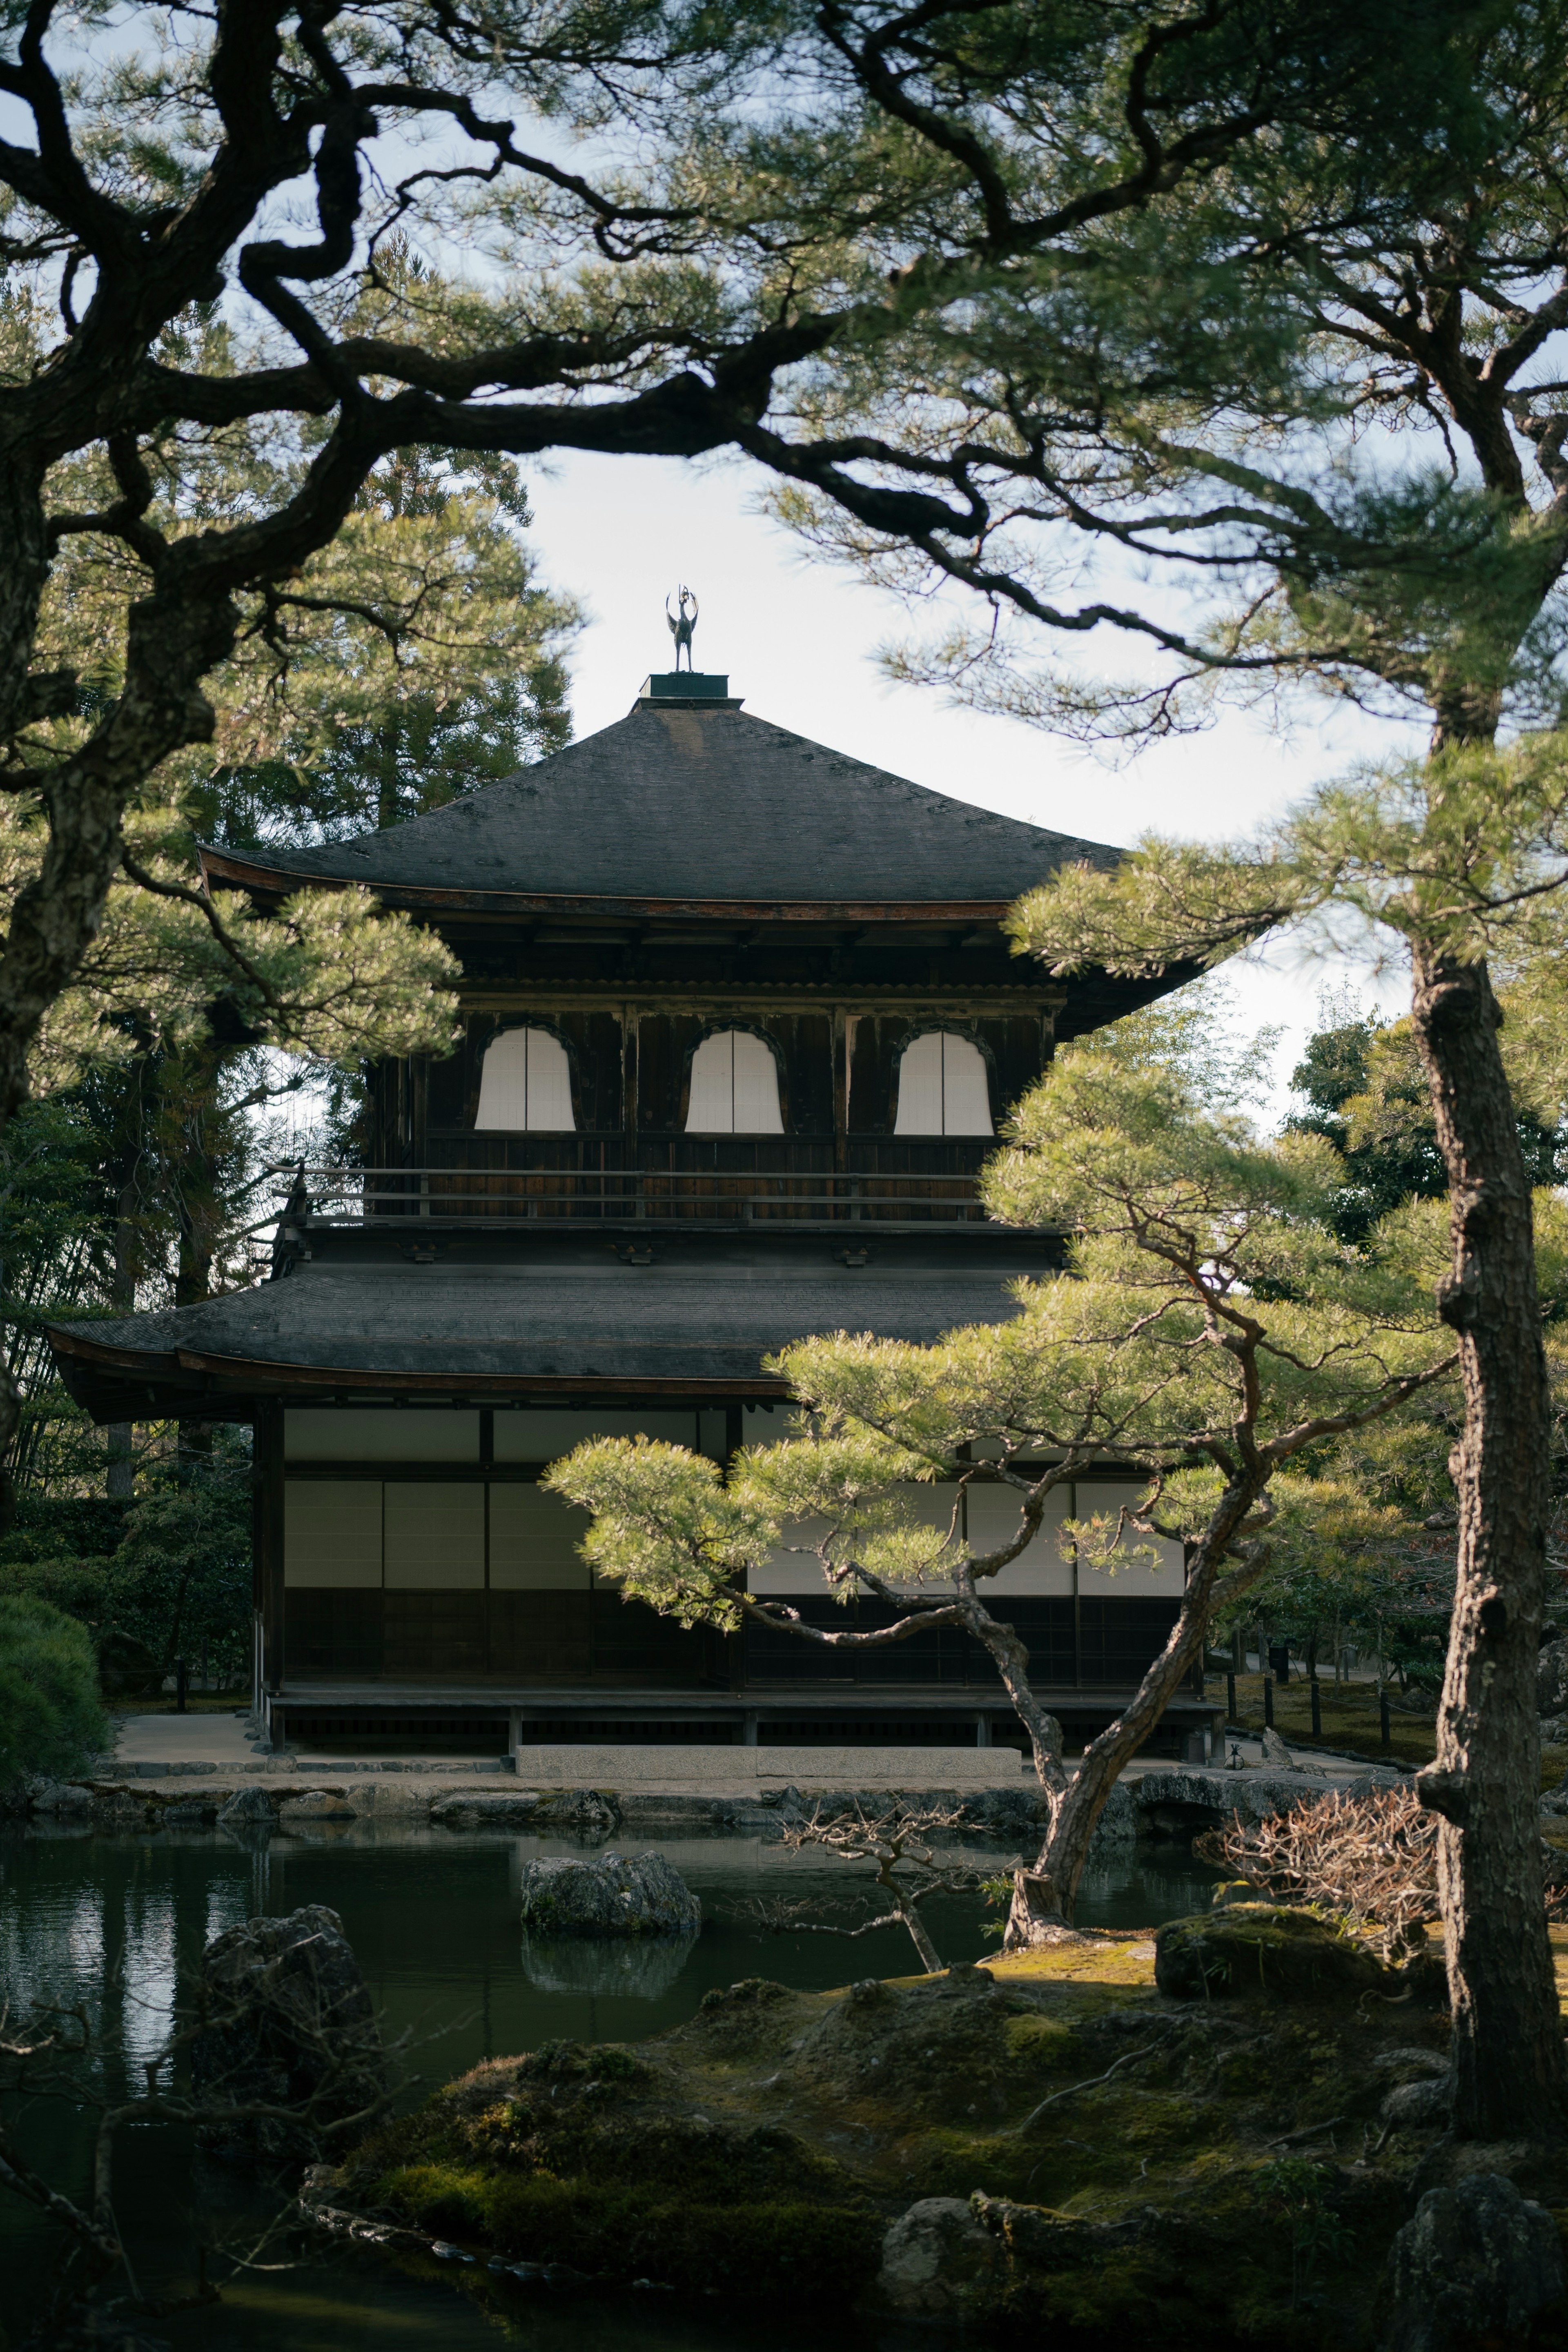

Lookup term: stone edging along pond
[3,1763,1411,1842]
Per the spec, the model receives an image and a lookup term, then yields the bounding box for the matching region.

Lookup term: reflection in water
[0,1820,1221,2351]
[520,1928,698,2000]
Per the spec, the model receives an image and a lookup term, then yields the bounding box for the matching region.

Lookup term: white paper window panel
[754,1490,960,1595]
[964,1483,1076,1595]
[686,1030,784,1134]
[893,1032,993,1137]
[285,1482,383,1588]
[494,1410,704,1463]
[285,1409,480,1463]
[474,1028,575,1131]
[383,1483,486,1589]
[489,1483,593,1588]
[1074,1482,1187,1595]
[753,1514,833,1594]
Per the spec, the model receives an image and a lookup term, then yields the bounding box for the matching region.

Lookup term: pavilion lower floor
[279,1587,1189,1688]
[260,1587,1223,1762]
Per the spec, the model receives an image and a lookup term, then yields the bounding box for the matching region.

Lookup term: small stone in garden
[878,2198,1000,2319]
[1379,2074,1453,2131]
[1384,2172,1566,2352]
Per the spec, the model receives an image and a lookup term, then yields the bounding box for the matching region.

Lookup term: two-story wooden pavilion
[51,665,1217,1762]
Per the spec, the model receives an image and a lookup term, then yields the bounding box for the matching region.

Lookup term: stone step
[510,1742,1029,1789]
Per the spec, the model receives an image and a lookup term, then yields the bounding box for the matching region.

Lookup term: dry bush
[1197,1786,1441,1960]
[735,1804,987,1974]
[1198,1785,1568,1960]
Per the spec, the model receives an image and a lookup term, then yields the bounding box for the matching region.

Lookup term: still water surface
[0,1824,1221,2348]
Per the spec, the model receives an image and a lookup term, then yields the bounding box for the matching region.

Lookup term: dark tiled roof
[51,1246,1038,1388]
[207,702,1116,907]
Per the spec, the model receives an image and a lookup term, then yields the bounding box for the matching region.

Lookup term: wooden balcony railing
[272,1162,1023,1230]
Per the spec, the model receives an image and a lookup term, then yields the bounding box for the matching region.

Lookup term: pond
[0,1823,1221,2349]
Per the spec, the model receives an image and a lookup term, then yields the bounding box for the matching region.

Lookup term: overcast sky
[525,448,1421,1121]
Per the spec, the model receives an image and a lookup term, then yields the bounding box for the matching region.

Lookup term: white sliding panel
[1074,1482,1187,1596]
[774,1486,961,1597]
[284,1482,382,1588]
[965,1482,1075,1594]
[285,1409,479,1462]
[494,1409,699,1463]
[753,1514,834,1594]
[383,1483,486,1589]
[489,1484,592,1589]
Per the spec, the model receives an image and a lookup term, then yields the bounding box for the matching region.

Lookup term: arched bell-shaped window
[474,1027,575,1130]
[893,1031,993,1136]
[685,1029,784,1134]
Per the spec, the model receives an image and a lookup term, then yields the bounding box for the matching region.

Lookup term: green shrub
[105,1439,253,1680]
[0,1596,108,1782]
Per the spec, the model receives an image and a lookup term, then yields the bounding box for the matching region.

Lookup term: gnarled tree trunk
[1410,944,1568,2140]
[983,1476,1269,1946]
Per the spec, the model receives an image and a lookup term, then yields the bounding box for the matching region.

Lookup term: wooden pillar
[623,1005,639,1139]
[255,1399,285,1698]
[833,1006,850,1173]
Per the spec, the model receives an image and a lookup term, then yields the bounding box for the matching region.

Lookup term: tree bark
[1410,944,1568,2139]
[990,1479,1270,1944]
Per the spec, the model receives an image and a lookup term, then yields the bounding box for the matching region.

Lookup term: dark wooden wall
[393,1002,1052,1158]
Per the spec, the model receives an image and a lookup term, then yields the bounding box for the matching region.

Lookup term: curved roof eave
[196,845,1021,924]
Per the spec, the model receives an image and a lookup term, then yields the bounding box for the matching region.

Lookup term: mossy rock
[352,2049,879,2300]
[516,1850,699,1939]
[1155,1903,1444,2004]
[697,1975,793,2016]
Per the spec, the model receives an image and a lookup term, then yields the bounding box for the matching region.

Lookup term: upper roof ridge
[199,695,1119,913]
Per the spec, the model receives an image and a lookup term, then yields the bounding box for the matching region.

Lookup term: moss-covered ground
[317,1919,1568,2347]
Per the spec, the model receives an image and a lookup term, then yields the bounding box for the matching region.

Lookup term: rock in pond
[161,1798,219,1828]
[26,1777,95,1816]
[533,1788,621,1835]
[1384,2172,1567,2352]
[216,1784,277,1830]
[277,1790,357,1825]
[431,1791,542,1828]
[191,1902,384,2160]
[517,1850,700,1938]
[1155,1902,1446,2004]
